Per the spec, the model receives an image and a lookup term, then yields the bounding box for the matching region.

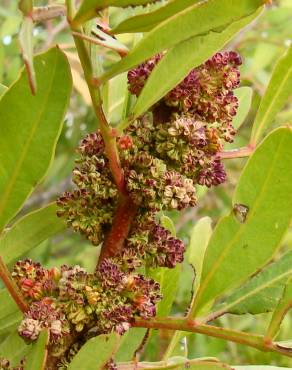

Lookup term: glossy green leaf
[0,311,22,335]
[68,333,120,370]
[128,9,262,122]
[0,47,72,233]
[161,214,176,237]
[0,203,66,266]
[216,251,292,315]
[0,311,22,336]
[18,0,33,16]
[251,45,292,144]
[0,289,19,320]
[73,0,158,26]
[100,0,264,83]
[234,367,289,370]
[191,127,292,315]
[24,330,49,370]
[266,277,292,339]
[104,73,128,124]
[112,0,200,34]
[188,362,231,370]
[149,264,181,317]
[188,217,212,293]
[19,17,36,94]
[233,87,253,130]
[0,331,30,366]
[128,358,231,369]
[115,328,147,362]
[0,83,7,98]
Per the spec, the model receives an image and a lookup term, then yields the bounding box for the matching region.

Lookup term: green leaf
[73,0,158,26]
[162,218,213,361]
[115,328,147,362]
[112,0,200,34]
[188,362,231,370]
[251,45,292,144]
[0,203,66,266]
[100,0,264,83]
[0,289,19,320]
[191,127,292,315]
[234,367,289,370]
[233,87,253,130]
[103,73,128,125]
[216,250,292,315]
[188,217,212,293]
[19,17,36,94]
[149,264,181,317]
[126,9,262,122]
[24,330,49,370]
[0,83,7,98]
[0,47,72,233]
[127,358,232,369]
[18,0,33,16]
[0,289,22,336]
[68,333,120,370]
[0,311,22,336]
[0,331,30,366]
[266,276,292,339]
[160,215,176,237]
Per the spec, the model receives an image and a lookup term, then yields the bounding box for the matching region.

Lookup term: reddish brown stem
[98,196,138,264]
[0,256,28,312]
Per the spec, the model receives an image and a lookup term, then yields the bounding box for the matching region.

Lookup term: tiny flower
[18,318,41,341]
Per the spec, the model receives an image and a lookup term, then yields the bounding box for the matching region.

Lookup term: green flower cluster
[57,133,117,246]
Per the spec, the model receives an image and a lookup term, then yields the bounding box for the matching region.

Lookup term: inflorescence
[12,51,241,367]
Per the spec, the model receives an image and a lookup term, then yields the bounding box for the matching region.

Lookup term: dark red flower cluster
[124,216,185,268]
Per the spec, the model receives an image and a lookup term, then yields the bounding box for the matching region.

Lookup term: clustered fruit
[12,51,241,368]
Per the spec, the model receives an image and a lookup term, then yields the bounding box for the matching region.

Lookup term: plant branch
[218,145,255,159]
[67,10,126,194]
[32,5,66,22]
[0,256,28,313]
[66,2,135,266]
[132,317,292,358]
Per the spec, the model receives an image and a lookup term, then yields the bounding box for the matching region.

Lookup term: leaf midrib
[0,53,58,231]
[194,132,285,312]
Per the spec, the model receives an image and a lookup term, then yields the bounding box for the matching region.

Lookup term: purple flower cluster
[124,216,185,269]
[127,54,162,96]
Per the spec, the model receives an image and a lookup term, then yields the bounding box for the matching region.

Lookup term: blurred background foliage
[0,0,292,367]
